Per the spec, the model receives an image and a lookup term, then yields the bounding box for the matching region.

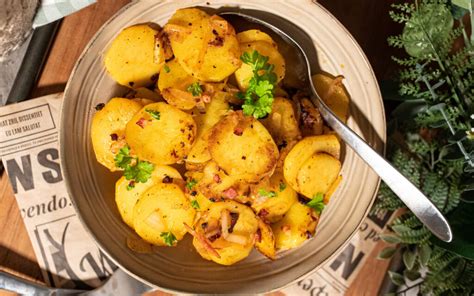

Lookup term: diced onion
[225,233,247,245]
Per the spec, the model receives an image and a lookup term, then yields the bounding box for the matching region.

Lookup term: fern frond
[388,35,405,48]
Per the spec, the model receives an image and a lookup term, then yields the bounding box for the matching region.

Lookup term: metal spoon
[219,10,452,242]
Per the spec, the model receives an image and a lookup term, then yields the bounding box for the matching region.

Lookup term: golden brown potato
[272,202,318,250]
[234,41,286,90]
[132,98,155,106]
[131,87,162,101]
[296,153,341,198]
[133,183,195,246]
[104,24,164,88]
[164,8,241,82]
[91,98,143,171]
[157,59,199,110]
[209,111,279,182]
[312,74,350,122]
[237,29,277,48]
[115,165,182,228]
[255,219,276,260]
[187,92,230,164]
[260,97,301,146]
[191,200,258,265]
[283,135,340,193]
[125,102,196,164]
[251,172,297,223]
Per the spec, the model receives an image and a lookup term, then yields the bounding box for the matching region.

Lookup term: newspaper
[0,93,394,294]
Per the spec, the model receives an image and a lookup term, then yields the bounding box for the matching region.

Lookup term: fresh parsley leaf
[306,192,325,214]
[186,179,198,190]
[145,109,160,120]
[163,64,171,73]
[191,200,200,209]
[279,182,287,192]
[160,232,177,246]
[187,82,203,96]
[258,189,277,198]
[239,50,277,118]
[114,146,133,169]
[123,159,154,183]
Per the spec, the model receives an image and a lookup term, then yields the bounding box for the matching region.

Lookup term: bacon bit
[255,228,262,243]
[281,225,291,232]
[233,127,243,136]
[258,208,269,218]
[110,133,118,141]
[213,174,222,183]
[183,223,220,258]
[162,176,173,183]
[223,187,238,199]
[229,212,239,233]
[136,118,146,128]
[202,94,211,103]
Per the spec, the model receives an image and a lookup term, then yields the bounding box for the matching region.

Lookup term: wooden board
[0,0,397,294]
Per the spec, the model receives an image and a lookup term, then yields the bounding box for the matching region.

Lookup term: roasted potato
[91,98,143,171]
[130,87,162,101]
[104,24,164,88]
[283,135,340,193]
[272,201,319,250]
[255,219,276,259]
[312,74,350,122]
[164,8,241,82]
[260,97,301,146]
[234,41,286,90]
[125,102,196,164]
[297,153,341,198]
[133,183,195,246]
[209,111,279,182]
[157,59,199,110]
[191,200,258,265]
[236,29,277,48]
[115,165,182,227]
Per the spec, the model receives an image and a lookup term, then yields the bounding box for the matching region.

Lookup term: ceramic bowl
[60,0,385,293]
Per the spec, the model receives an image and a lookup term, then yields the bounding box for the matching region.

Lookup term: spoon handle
[311,91,452,242]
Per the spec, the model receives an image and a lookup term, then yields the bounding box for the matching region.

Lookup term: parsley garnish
[163,64,171,73]
[145,109,160,120]
[238,50,277,119]
[279,182,287,192]
[114,146,154,188]
[160,232,177,246]
[191,200,200,209]
[187,82,203,96]
[258,189,277,198]
[306,193,325,214]
[186,179,198,190]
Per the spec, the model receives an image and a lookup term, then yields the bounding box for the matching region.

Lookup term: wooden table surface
[0,0,400,294]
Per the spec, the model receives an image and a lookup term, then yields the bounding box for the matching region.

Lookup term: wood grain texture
[0,0,400,295]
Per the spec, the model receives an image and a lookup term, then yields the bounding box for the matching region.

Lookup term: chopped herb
[163,64,171,73]
[145,109,161,120]
[306,192,325,214]
[279,182,287,192]
[114,146,133,169]
[186,179,198,190]
[258,189,277,198]
[114,146,154,188]
[238,50,277,118]
[191,200,200,209]
[187,82,203,96]
[160,232,177,246]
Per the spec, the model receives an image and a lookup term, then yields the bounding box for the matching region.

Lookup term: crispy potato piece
[209,111,279,182]
[125,102,196,164]
[251,172,297,223]
[237,29,277,48]
[91,98,142,171]
[104,24,163,88]
[297,153,341,198]
[187,92,230,164]
[133,183,195,246]
[234,41,286,90]
[312,74,350,122]
[164,8,241,82]
[157,59,199,110]
[192,200,258,265]
[115,165,182,228]
[272,202,318,250]
[260,97,301,146]
[283,135,340,192]
[255,219,276,260]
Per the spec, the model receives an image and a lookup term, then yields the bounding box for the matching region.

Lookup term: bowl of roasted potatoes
[61,0,385,293]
